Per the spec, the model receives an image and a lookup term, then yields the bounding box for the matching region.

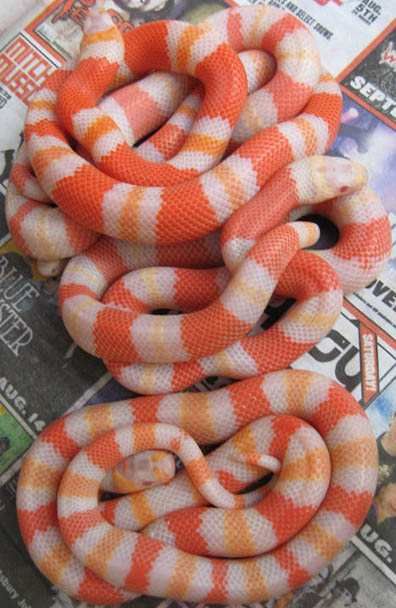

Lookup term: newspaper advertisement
[0,0,396,607]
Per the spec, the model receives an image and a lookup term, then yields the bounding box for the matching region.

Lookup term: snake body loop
[17,370,378,605]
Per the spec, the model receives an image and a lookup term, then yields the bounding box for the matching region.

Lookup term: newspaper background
[0,0,396,606]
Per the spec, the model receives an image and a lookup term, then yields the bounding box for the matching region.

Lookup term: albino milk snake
[5,4,391,606]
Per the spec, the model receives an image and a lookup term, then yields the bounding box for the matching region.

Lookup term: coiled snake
[7,4,391,606]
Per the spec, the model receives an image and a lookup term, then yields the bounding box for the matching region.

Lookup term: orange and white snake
[8,4,391,606]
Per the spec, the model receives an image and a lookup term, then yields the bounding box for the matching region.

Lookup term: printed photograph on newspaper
[341,21,396,128]
[25,0,231,62]
[353,379,396,585]
[0,34,52,204]
[0,23,58,226]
